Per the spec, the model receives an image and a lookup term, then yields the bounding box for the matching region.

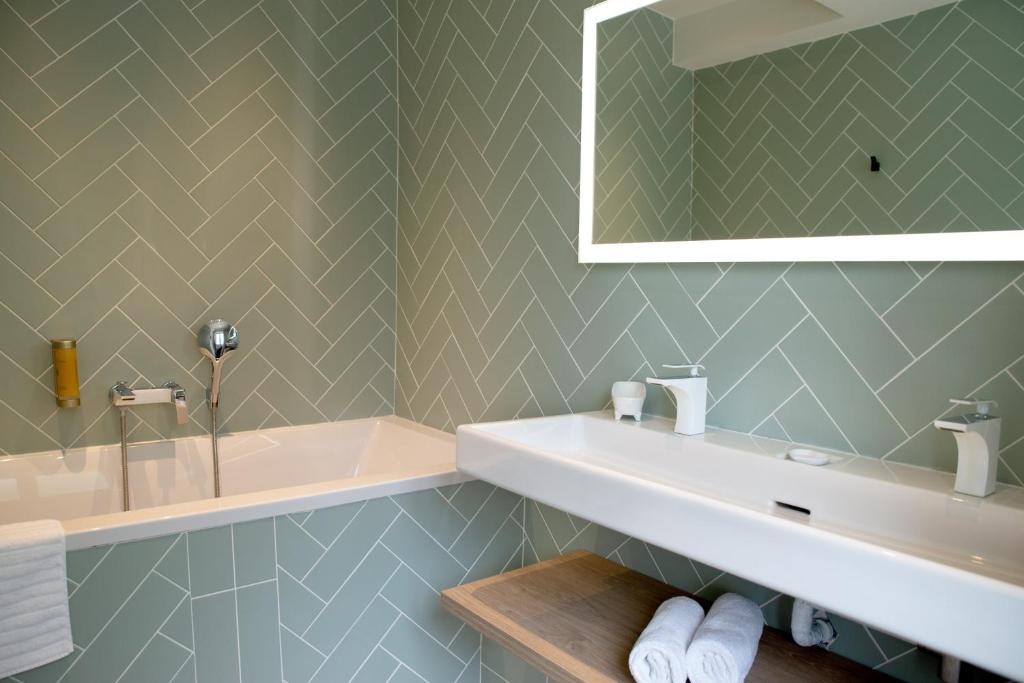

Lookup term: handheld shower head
[197,320,238,407]
[198,319,239,361]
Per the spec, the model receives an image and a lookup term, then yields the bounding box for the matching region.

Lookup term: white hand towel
[685,593,764,683]
[0,520,72,679]
[628,596,705,683]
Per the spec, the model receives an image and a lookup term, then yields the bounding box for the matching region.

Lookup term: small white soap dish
[785,448,831,466]
[611,381,645,422]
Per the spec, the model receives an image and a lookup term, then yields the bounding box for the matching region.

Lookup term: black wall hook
[870,155,881,172]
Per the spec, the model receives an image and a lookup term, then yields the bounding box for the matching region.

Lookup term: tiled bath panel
[4,483,526,683]
[8,487,955,683]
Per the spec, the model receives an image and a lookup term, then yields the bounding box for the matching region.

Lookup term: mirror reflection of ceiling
[650,0,957,69]
[593,0,1024,244]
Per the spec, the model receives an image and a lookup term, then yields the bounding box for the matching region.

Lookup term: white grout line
[228,522,243,682]
[872,643,920,670]
[750,385,804,436]
[166,648,194,683]
[280,622,329,660]
[833,264,917,357]
[875,278,1021,394]
[65,544,116,600]
[778,277,910,439]
[304,561,403,681]
[32,188,138,285]
[695,265,793,359]
[114,588,191,683]
[191,576,277,601]
[458,497,524,581]
[347,601,404,679]
[58,533,182,683]
[778,348,859,454]
[152,566,189,595]
[182,527,200,678]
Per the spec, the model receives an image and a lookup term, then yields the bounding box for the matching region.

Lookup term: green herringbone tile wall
[0,0,397,455]
[394,0,1024,486]
[594,9,693,244]
[3,483,525,683]
[692,1,1024,239]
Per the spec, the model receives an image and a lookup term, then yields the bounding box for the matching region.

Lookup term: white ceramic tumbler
[612,381,646,422]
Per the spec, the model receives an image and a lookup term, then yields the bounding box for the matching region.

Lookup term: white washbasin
[456,412,1024,679]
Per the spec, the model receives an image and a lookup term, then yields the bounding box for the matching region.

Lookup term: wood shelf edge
[441,552,615,682]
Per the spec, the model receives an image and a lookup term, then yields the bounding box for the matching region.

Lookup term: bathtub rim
[64,466,468,550]
[36,415,465,550]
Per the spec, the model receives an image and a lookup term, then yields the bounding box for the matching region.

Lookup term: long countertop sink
[456,411,1024,679]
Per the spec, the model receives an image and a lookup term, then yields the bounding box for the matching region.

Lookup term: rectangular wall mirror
[579,0,1024,261]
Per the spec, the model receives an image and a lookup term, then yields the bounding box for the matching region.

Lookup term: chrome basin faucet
[934,398,1001,497]
[647,364,707,435]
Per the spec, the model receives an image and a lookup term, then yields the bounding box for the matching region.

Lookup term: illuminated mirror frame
[578,0,1024,262]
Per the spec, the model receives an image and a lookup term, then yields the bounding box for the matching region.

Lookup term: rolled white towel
[685,593,764,683]
[628,596,705,683]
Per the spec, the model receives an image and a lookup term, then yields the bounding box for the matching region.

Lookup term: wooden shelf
[441,551,895,683]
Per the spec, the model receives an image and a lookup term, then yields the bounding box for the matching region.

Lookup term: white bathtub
[0,416,463,550]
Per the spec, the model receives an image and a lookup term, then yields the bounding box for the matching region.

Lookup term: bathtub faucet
[109,380,188,425]
[109,380,189,511]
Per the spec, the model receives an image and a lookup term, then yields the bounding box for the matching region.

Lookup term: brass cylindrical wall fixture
[51,339,81,408]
